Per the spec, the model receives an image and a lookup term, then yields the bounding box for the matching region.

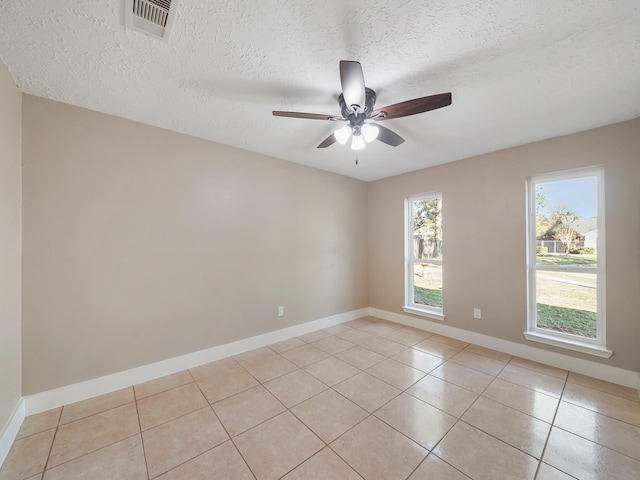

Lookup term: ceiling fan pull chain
[355,152,358,166]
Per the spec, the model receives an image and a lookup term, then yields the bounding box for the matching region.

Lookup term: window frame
[524,167,611,357]
[403,192,445,321]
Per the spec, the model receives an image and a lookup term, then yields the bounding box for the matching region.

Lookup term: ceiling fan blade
[317,133,337,148]
[372,92,452,120]
[376,124,405,146]
[272,111,340,121]
[340,60,366,113]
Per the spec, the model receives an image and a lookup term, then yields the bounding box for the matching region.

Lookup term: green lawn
[536,303,596,338]
[535,264,597,338]
[413,264,443,308]
[414,286,443,308]
[536,253,597,266]
[412,259,597,337]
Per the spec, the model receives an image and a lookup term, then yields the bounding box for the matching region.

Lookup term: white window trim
[402,306,445,321]
[523,331,612,358]
[525,167,610,357]
[404,192,444,320]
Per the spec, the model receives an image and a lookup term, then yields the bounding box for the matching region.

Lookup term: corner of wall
[0,56,23,468]
[0,399,24,467]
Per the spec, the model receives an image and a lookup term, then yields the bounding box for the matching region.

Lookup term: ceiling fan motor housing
[339,88,377,132]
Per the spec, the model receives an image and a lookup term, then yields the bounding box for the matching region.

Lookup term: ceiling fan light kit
[334,124,352,145]
[351,134,366,151]
[272,60,452,152]
[333,123,379,150]
[361,123,379,143]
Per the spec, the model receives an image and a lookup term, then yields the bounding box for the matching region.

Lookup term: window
[525,168,610,357]
[404,192,444,320]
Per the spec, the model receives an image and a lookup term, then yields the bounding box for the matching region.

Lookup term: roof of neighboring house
[574,217,598,236]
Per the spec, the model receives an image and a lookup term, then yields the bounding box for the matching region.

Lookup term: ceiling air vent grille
[124,0,176,41]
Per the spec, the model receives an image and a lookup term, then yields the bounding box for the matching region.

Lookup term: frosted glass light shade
[351,134,365,150]
[334,125,352,144]
[361,123,379,143]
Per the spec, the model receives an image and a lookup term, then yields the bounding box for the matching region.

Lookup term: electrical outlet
[278,306,284,317]
[473,308,481,319]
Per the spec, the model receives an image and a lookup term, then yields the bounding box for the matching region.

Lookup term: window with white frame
[525,167,610,357]
[404,192,444,320]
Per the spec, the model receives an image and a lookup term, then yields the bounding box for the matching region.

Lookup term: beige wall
[22,95,369,394]
[0,61,22,425]
[18,92,640,395]
[369,118,640,371]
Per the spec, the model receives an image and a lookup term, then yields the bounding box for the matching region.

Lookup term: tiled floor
[2,317,639,480]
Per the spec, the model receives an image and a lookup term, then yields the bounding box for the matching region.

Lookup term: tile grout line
[195,376,259,480]
[318,322,632,474]
[38,405,63,477]
[565,376,640,404]
[41,431,142,475]
[560,389,640,427]
[319,331,469,478]
[416,359,506,477]
[548,408,640,463]
[323,411,374,478]
[193,373,255,478]
[377,329,640,467]
[518,377,640,431]
[534,370,570,479]
[288,328,411,478]
[39,400,142,474]
[132,397,151,480]
[444,332,574,475]
[458,367,564,467]
[201,356,355,480]
[269,405,329,479]
[135,379,225,478]
[216,342,339,479]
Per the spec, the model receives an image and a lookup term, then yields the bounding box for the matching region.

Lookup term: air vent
[124,0,176,41]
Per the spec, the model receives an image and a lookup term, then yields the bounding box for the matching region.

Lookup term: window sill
[523,331,613,358]
[402,306,445,322]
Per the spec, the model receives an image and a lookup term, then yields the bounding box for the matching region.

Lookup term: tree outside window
[405,193,443,318]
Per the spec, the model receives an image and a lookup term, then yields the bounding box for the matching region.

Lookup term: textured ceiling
[1,1,639,181]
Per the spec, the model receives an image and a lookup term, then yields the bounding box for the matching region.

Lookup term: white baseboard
[369,308,640,390]
[20,305,640,418]
[24,308,368,416]
[0,398,25,468]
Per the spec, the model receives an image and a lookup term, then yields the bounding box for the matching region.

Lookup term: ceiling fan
[273,60,452,151]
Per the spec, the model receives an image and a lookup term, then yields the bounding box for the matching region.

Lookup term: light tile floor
[2,316,639,480]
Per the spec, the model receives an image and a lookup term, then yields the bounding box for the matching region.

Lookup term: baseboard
[369,308,639,390]
[0,398,25,468]
[22,305,639,417]
[24,308,368,415]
